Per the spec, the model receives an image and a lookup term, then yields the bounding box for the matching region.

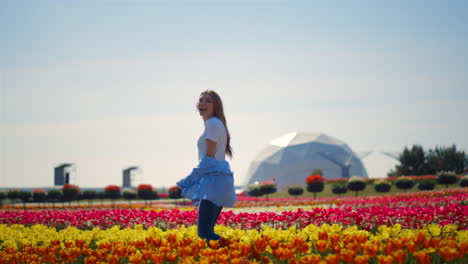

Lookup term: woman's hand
[206,139,217,157]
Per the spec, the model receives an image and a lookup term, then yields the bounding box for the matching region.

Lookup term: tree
[389,144,468,176]
[395,177,415,192]
[436,171,458,188]
[427,145,466,174]
[392,145,430,176]
[331,185,347,197]
[288,187,304,198]
[259,181,277,201]
[306,174,324,199]
[347,177,366,197]
[374,180,391,193]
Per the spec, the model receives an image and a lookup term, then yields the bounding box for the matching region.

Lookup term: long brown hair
[197,90,233,159]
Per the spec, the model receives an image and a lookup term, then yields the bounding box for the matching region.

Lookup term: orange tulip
[438,246,459,262]
[269,239,280,250]
[293,237,306,248]
[254,238,267,253]
[405,241,417,253]
[145,237,162,248]
[324,254,339,264]
[339,248,355,263]
[165,253,178,263]
[330,234,340,245]
[84,256,97,264]
[300,254,321,264]
[355,233,367,244]
[413,250,432,264]
[315,240,328,253]
[75,239,85,248]
[318,230,328,240]
[376,255,393,264]
[106,255,120,264]
[459,241,468,254]
[208,240,220,250]
[128,254,144,264]
[354,255,369,264]
[297,242,310,254]
[392,249,407,264]
[230,259,243,264]
[167,233,177,244]
[330,244,341,254]
[149,253,164,264]
[363,242,378,257]
[215,254,229,263]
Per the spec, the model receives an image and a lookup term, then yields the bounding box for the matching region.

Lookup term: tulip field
[1,188,467,263]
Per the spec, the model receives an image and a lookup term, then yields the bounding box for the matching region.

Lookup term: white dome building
[244,132,369,190]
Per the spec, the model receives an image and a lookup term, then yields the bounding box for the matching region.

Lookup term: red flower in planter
[136,184,153,191]
[306,174,323,184]
[104,185,120,192]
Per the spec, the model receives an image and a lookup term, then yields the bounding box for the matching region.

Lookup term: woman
[176,90,237,241]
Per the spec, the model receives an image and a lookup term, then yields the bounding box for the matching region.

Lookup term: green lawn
[269,183,462,199]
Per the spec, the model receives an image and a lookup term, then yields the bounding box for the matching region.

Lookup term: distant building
[123,167,139,188]
[243,132,368,190]
[54,163,73,186]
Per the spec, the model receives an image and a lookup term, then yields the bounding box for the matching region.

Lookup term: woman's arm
[205,139,217,157]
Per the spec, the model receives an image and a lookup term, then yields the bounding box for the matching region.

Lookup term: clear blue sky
[1,0,467,188]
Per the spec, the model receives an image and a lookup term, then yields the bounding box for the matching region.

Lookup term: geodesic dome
[243,132,368,190]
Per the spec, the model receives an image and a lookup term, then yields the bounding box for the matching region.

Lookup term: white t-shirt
[198,117,227,161]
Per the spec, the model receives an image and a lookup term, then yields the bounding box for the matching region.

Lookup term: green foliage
[347,177,366,197]
[392,145,429,176]
[287,187,304,197]
[436,171,458,188]
[32,192,47,203]
[331,185,347,197]
[310,168,323,176]
[122,188,137,200]
[0,191,6,201]
[47,189,62,200]
[417,180,435,191]
[374,180,391,193]
[82,190,97,200]
[390,144,467,176]
[62,188,79,202]
[395,177,415,192]
[306,181,324,199]
[248,184,263,197]
[306,182,325,193]
[137,189,155,200]
[168,187,182,199]
[7,189,19,201]
[428,145,466,174]
[18,190,31,203]
[259,183,277,196]
[460,175,468,188]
